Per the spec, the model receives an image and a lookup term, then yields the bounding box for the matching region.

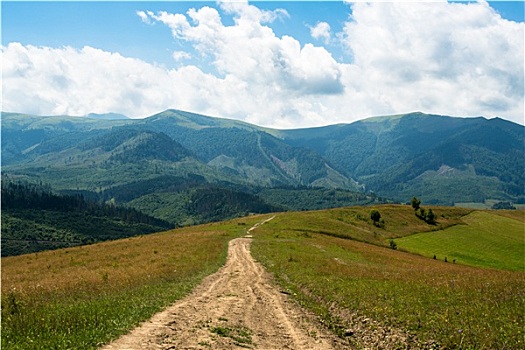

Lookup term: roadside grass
[396,211,525,271]
[251,208,525,349]
[1,215,266,350]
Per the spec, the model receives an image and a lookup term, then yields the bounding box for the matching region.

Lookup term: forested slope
[1,181,172,256]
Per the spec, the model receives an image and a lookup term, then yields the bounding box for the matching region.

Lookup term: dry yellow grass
[1,215,268,349]
[3,229,216,297]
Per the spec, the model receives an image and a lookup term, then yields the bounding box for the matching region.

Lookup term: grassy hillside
[1,215,265,349]
[396,210,525,271]
[2,205,523,349]
[254,204,471,247]
[251,206,525,349]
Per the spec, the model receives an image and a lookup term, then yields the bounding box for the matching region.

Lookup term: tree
[425,208,436,224]
[370,209,381,225]
[411,197,421,210]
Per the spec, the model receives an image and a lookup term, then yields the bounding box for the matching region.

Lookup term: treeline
[188,187,280,222]
[257,186,384,211]
[2,181,171,228]
[1,180,173,256]
[101,174,208,202]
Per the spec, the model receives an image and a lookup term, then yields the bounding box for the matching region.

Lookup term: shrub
[491,201,516,210]
[370,210,381,226]
[425,209,436,224]
[389,239,397,250]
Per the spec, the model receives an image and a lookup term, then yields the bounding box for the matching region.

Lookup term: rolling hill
[2,205,523,349]
[3,109,523,348]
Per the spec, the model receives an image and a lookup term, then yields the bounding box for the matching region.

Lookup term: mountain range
[2,110,523,224]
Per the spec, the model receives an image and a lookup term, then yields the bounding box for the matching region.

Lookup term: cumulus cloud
[140,3,343,97]
[218,0,289,24]
[340,1,524,122]
[1,42,207,118]
[2,2,523,127]
[1,42,330,127]
[310,22,331,44]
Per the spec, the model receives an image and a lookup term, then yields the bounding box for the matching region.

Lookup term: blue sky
[2,1,524,128]
[2,2,355,68]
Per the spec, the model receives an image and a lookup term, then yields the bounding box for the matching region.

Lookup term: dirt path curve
[102,217,350,350]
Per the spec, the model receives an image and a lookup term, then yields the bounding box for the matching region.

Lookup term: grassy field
[2,205,524,349]
[396,211,524,271]
[1,215,265,350]
[455,200,525,210]
[251,206,525,349]
[250,204,472,246]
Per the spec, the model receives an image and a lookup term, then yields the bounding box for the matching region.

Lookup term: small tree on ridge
[411,197,421,211]
[370,209,381,226]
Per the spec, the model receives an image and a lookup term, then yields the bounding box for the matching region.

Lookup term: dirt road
[102,217,350,349]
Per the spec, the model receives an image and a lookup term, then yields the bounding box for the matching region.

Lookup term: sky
[2,1,524,128]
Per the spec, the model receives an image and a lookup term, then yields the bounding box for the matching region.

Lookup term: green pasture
[3,206,524,350]
[251,208,525,349]
[396,211,524,271]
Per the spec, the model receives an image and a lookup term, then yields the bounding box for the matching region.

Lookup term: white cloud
[310,22,331,44]
[141,4,343,95]
[339,1,524,123]
[136,10,152,25]
[1,43,199,118]
[218,0,289,24]
[2,2,523,128]
[172,50,191,61]
[1,42,323,127]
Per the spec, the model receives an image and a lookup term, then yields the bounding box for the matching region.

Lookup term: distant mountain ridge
[2,110,523,210]
[280,112,524,204]
[85,112,129,120]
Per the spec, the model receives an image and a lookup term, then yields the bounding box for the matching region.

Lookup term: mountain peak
[148,109,269,133]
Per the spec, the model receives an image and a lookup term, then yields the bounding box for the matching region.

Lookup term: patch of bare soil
[101,218,351,350]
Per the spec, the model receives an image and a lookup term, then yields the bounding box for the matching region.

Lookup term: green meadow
[251,206,525,349]
[396,211,524,271]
